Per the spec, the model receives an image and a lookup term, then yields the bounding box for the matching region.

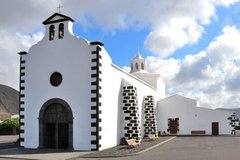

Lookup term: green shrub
[0,117,19,134]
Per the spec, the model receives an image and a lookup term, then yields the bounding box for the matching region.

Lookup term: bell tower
[42,13,75,41]
[130,52,147,73]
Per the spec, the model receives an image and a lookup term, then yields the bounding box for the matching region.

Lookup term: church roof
[42,13,74,25]
[159,94,195,102]
[134,52,143,60]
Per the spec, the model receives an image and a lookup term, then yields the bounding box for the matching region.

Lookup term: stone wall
[122,84,141,142]
[143,95,158,137]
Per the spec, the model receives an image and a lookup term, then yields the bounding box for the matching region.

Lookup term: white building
[157,95,235,135]
[18,13,235,151]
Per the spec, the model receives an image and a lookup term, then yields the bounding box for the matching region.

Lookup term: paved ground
[0,136,240,160]
[0,147,90,160]
[80,136,240,160]
[0,135,18,143]
[0,135,18,149]
[0,136,174,160]
[81,136,175,158]
[0,135,89,160]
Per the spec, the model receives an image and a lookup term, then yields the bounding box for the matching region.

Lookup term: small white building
[18,13,235,151]
[157,95,235,135]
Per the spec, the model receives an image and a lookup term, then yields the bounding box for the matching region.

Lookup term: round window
[50,72,62,87]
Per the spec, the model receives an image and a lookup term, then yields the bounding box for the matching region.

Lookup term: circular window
[50,72,62,87]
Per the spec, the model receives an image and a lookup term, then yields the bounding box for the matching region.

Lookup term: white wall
[132,72,165,96]
[99,48,165,150]
[157,95,234,135]
[22,20,94,150]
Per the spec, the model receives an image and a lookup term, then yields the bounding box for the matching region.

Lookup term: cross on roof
[57,4,63,13]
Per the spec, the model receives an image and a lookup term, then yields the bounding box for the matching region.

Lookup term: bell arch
[58,23,64,39]
[49,25,55,40]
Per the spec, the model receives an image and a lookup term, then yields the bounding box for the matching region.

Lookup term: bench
[191,130,206,135]
[126,139,140,148]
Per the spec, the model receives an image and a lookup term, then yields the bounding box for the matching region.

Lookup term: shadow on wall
[117,82,124,145]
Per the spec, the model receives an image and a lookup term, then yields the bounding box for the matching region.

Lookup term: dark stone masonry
[143,95,158,137]
[122,85,141,142]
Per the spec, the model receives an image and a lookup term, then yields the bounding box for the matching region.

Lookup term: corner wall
[99,48,163,150]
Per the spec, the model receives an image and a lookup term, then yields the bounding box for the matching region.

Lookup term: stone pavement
[80,136,240,160]
[0,136,175,160]
[0,135,90,160]
[1,136,240,160]
[0,148,90,160]
[80,136,175,158]
[0,135,18,143]
[0,135,18,149]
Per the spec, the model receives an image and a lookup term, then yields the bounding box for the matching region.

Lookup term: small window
[141,63,144,70]
[50,72,62,87]
[59,23,64,39]
[49,25,55,40]
[131,64,133,71]
[135,63,139,70]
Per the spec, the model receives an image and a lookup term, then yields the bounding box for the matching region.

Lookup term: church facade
[18,13,235,151]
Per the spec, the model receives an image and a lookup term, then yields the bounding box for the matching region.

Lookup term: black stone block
[130,120,137,123]
[125,117,132,120]
[127,86,134,89]
[127,130,133,133]
[124,96,130,99]
[125,133,130,137]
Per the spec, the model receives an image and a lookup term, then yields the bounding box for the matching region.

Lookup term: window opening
[135,63,139,70]
[141,63,144,70]
[49,25,55,40]
[59,23,64,39]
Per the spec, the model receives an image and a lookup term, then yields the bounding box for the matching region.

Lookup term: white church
[18,13,236,151]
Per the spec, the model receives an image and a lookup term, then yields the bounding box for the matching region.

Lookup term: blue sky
[1,0,240,109]
[172,3,240,58]
[73,2,240,67]
[73,21,151,67]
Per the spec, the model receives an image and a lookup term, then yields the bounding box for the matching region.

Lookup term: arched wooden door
[39,99,73,149]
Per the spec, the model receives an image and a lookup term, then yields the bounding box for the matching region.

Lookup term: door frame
[38,98,73,149]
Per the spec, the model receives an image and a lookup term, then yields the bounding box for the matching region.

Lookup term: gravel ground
[81,136,174,158]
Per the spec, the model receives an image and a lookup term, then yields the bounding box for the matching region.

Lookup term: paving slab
[0,136,175,160]
[80,136,175,158]
[0,147,90,160]
[80,136,240,160]
[0,135,18,143]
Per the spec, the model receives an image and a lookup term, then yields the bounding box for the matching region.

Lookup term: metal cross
[57,4,63,13]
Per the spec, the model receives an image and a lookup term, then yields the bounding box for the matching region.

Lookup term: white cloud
[214,0,240,6]
[145,18,204,58]
[148,25,240,109]
[62,0,239,58]
[0,0,59,32]
[0,0,240,109]
[146,56,180,81]
[0,30,43,89]
[122,66,131,72]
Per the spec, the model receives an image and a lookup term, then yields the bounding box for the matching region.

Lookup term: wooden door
[58,123,69,148]
[169,119,179,134]
[44,123,56,148]
[212,122,219,135]
[43,103,69,149]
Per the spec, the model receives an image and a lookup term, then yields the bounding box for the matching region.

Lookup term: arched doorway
[39,99,73,149]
